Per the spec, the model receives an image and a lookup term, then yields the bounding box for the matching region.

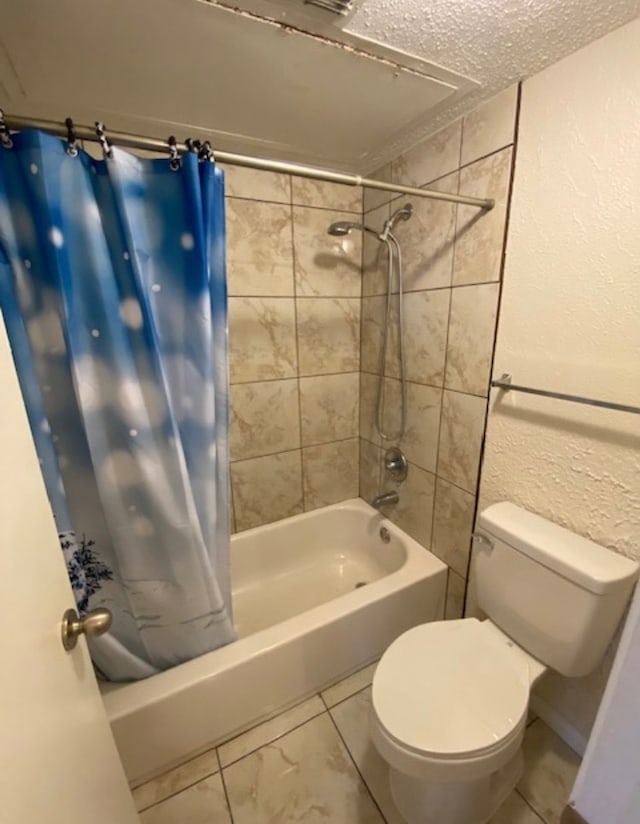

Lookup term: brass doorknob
[61,607,112,651]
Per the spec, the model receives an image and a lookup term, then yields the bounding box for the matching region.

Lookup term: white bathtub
[103,498,447,785]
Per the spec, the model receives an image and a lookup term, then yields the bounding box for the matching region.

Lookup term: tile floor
[132,662,581,824]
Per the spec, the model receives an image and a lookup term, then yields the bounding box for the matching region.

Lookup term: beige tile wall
[224,168,363,531]
[359,85,519,618]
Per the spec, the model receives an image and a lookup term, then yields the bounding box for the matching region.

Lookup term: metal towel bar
[490,374,640,416]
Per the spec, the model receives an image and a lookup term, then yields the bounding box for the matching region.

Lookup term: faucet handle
[384,447,408,481]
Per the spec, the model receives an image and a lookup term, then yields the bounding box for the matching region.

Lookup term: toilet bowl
[370,502,639,824]
[371,618,545,824]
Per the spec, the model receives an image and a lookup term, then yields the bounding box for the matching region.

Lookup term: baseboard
[529,694,588,757]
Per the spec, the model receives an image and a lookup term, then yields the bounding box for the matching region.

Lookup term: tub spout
[371,491,399,509]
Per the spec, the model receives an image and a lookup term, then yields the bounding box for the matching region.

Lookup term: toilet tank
[474,503,639,678]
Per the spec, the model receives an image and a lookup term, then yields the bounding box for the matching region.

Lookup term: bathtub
[102,498,447,785]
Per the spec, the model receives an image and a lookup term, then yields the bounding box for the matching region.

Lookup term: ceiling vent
[303,0,353,15]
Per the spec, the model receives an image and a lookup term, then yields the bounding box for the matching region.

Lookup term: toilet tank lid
[478,503,639,594]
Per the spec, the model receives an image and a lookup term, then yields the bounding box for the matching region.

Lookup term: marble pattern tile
[221,164,290,203]
[226,199,294,296]
[139,773,231,824]
[230,379,300,461]
[291,177,362,213]
[392,120,462,188]
[362,202,390,297]
[382,380,441,473]
[489,792,545,824]
[359,372,381,446]
[299,373,359,446]
[391,174,457,292]
[518,721,581,824]
[231,450,303,531]
[302,439,359,511]
[330,688,404,824]
[359,437,382,504]
[132,749,219,812]
[321,662,378,708]
[363,164,392,214]
[445,569,467,619]
[229,297,297,383]
[296,298,360,376]
[445,283,499,396]
[293,206,362,297]
[461,85,518,167]
[453,147,512,286]
[360,295,386,376]
[381,462,436,548]
[395,288,450,387]
[219,696,325,767]
[437,390,487,493]
[223,713,384,823]
[432,477,475,577]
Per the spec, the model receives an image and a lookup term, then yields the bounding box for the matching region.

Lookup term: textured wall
[224,169,363,531]
[359,86,518,618]
[478,17,640,746]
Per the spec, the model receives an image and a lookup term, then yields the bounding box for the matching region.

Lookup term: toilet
[371,502,639,824]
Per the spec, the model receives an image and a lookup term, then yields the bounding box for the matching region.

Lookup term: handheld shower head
[382,203,413,237]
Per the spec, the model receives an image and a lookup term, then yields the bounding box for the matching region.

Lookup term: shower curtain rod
[3,113,495,211]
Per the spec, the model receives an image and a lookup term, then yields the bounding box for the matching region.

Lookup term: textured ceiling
[345,0,640,167]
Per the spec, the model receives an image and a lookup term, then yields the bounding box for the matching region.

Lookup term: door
[0,310,139,824]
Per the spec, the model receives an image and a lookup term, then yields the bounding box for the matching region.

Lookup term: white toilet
[371,502,639,824]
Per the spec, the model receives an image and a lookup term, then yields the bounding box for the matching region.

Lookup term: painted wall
[359,86,518,618]
[477,17,640,747]
[225,170,362,531]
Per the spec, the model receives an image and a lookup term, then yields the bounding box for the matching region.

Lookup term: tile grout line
[231,435,360,467]
[216,749,236,824]
[515,788,547,824]
[289,188,307,515]
[321,693,391,824]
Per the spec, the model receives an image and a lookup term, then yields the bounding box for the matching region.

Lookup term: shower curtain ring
[65,117,79,156]
[95,121,113,159]
[185,137,202,155]
[0,109,14,149]
[198,140,214,163]
[167,135,181,171]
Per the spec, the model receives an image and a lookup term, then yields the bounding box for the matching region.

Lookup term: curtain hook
[65,117,79,157]
[198,140,214,163]
[0,109,14,149]
[185,137,201,155]
[94,121,113,159]
[167,135,181,171]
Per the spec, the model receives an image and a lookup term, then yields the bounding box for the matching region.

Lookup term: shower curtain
[0,129,235,681]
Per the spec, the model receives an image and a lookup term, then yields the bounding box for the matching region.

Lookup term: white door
[0,311,139,824]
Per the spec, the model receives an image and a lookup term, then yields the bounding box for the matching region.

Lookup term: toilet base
[389,750,523,824]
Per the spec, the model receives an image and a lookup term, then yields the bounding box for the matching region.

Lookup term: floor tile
[218,695,325,767]
[518,721,581,824]
[139,773,231,824]
[321,662,378,708]
[489,791,545,823]
[132,749,219,812]
[330,687,404,824]
[223,713,384,823]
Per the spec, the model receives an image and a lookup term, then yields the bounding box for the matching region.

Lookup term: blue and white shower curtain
[0,130,235,680]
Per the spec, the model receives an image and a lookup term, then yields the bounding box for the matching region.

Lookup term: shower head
[327,221,381,239]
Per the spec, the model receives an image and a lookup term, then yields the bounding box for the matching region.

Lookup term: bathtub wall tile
[302,439,359,511]
[231,450,303,531]
[363,163,392,214]
[299,373,359,446]
[230,379,300,461]
[359,86,516,606]
[226,177,364,529]
[293,206,362,297]
[362,202,390,297]
[226,199,294,296]
[296,297,360,376]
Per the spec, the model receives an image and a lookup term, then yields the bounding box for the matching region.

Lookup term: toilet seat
[371,619,530,780]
